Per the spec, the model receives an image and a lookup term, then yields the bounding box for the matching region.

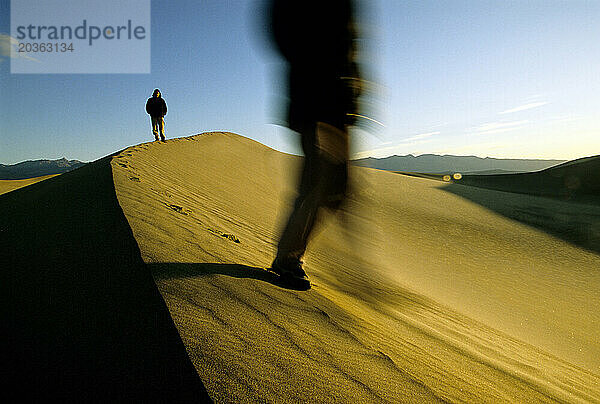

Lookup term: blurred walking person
[146,89,167,142]
[268,0,362,289]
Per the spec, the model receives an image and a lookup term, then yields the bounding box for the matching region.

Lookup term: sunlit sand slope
[0,174,59,195]
[0,157,210,402]
[113,132,600,403]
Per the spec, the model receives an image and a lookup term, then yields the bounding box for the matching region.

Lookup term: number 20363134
[18,42,74,52]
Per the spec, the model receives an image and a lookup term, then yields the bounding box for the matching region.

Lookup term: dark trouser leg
[276,124,319,262]
[276,122,348,262]
[151,116,159,139]
[158,117,165,141]
[151,116,165,140]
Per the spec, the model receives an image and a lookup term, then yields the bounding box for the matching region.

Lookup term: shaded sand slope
[0,157,210,401]
[113,133,600,402]
[396,158,600,255]
[442,180,600,256]
[0,174,59,195]
[456,155,600,203]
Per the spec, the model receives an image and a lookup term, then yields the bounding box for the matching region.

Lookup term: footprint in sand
[129,176,141,182]
[207,228,241,244]
[165,203,192,216]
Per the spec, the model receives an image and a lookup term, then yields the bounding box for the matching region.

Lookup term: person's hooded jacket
[146,89,167,117]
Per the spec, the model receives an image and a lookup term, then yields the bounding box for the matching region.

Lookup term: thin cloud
[471,120,529,136]
[404,131,440,142]
[547,115,583,124]
[0,33,39,62]
[0,34,12,57]
[499,102,548,114]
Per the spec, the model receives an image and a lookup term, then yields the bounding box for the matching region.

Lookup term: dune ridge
[112,132,600,402]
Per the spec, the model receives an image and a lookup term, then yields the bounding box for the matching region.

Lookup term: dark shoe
[160,135,166,142]
[271,257,310,290]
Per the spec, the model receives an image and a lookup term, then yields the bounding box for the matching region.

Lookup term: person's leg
[315,122,349,210]
[274,121,349,259]
[151,116,159,140]
[159,117,165,141]
[275,123,320,265]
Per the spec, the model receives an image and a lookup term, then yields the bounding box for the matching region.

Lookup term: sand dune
[110,132,600,402]
[3,132,599,401]
[0,174,59,195]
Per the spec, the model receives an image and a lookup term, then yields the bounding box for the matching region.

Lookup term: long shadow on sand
[150,263,310,291]
[0,157,211,402]
[441,182,600,256]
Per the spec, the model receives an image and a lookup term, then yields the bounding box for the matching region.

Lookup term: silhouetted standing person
[268,0,361,288]
[146,89,167,141]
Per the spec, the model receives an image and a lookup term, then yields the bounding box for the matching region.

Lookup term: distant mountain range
[0,158,86,180]
[0,154,571,180]
[352,154,566,174]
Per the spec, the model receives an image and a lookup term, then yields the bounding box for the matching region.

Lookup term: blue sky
[1,0,599,164]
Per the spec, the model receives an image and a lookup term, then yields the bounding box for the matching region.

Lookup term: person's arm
[146,99,151,115]
[162,99,167,116]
